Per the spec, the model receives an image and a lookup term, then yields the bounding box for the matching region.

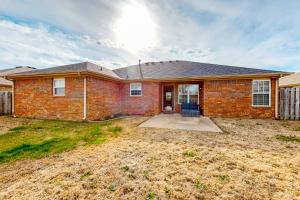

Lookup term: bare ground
[0,117,299,200]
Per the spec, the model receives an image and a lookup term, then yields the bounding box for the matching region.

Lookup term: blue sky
[0,0,299,72]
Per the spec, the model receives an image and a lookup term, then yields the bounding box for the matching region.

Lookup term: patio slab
[139,113,222,132]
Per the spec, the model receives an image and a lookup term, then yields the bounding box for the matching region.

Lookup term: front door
[163,86,173,110]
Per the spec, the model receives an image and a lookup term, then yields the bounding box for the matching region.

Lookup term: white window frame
[53,78,65,96]
[252,79,271,107]
[178,84,199,104]
[130,83,142,96]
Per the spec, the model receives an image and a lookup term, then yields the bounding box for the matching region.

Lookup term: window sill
[252,105,271,108]
[53,95,65,97]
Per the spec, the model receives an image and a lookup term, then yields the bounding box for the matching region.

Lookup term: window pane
[262,94,269,105]
[263,81,270,92]
[253,94,269,106]
[179,85,188,95]
[190,95,198,104]
[253,81,258,92]
[166,92,172,101]
[54,79,65,88]
[180,95,188,104]
[131,83,141,90]
[131,90,141,96]
[188,85,199,95]
[258,81,264,92]
[178,84,199,104]
[55,88,65,96]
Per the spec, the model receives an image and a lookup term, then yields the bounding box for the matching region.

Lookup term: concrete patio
[139,113,222,132]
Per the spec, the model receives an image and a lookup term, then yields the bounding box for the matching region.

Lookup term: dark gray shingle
[113,60,284,80]
[10,60,285,80]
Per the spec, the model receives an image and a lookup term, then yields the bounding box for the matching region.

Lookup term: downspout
[83,76,87,120]
[275,78,279,119]
[12,80,15,117]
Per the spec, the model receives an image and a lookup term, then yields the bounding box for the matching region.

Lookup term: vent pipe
[138,59,143,79]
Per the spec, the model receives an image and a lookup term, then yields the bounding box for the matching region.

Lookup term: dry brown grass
[0,116,299,200]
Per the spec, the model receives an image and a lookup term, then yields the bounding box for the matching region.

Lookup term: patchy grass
[147,192,155,200]
[121,165,130,172]
[0,117,299,200]
[194,178,208,191]
[108,183,117,192]
[0,118,123,163]
[275,135,300,143]
[183,150,196,157]
[215,174,230,183]
[108,126,122,134]
[80,171,93,180]
[293,127,300,131]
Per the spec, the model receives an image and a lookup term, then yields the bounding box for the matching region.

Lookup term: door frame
[162,84,175,111]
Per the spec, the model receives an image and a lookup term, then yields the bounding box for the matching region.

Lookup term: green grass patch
[121,165,130,172]
[80,171,93,180]
[0,118,123,163]
[183,150,196,157]
[9,126,27,133]
[108,183,117,192]
[275,135,300,143]
[147,192,155,200]
[107,126,122,136]
[215,174,230,183]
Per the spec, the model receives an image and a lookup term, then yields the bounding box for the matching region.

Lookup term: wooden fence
[0,92,12,115]
[279,88,300,120]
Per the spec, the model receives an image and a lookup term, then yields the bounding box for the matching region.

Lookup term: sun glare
[114,1,157,53]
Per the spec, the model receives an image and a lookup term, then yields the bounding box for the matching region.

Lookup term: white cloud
[0,19,131,69]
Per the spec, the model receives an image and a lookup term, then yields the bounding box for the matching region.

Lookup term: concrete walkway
[139,113,222,132]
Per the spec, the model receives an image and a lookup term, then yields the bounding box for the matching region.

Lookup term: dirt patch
[0,116,32,135]
[0,117,299,199]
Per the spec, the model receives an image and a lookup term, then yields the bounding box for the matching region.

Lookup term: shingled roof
[0,66,35,77]
[113,60,286,80]
[8,60,287,80]
[10,62,120,79]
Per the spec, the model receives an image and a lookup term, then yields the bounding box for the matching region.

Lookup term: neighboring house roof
[0,77,12,86]
[8,60,288,80]
[0,66,35,86]
[0,66,35,77]
[279,72,300,87]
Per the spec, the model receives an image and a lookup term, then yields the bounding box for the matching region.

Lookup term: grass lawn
[0,116,299,200]
[0,117,122,163]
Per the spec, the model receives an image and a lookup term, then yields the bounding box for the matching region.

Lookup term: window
[178,84,199,104]
[252,80,271,106]
[53,78,65,96]
[166,92,172,101]
[130,83,142,96]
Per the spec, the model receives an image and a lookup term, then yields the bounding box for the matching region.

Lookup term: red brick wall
[203,79,276,118]
[13,77,277,120]
[86,77,121,120]
[14,77,84,120]
[120,82,161,115]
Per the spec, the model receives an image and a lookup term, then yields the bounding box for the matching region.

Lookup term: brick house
[8,61,288,120]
